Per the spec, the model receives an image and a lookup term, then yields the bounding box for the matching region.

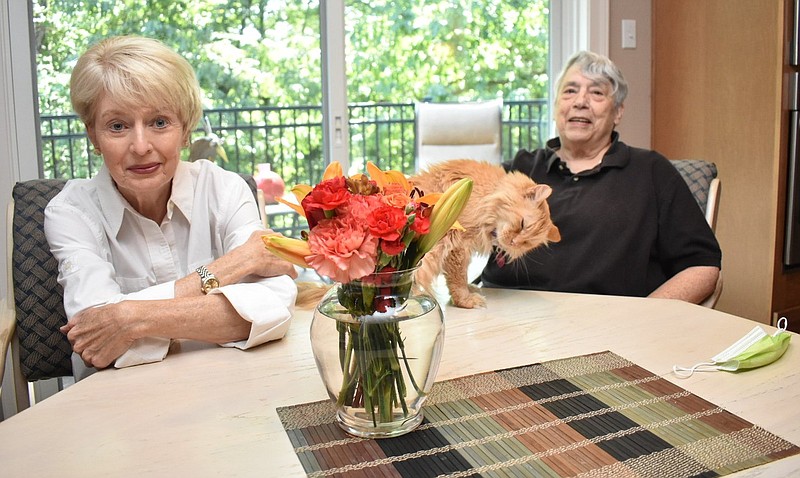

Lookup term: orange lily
[384,169,411,192]
[367,162,412,194]
[417,192,441,206]
[323,161,343,180]
[366,161,465,231]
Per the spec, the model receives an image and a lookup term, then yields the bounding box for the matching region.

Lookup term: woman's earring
[92,147,102,156]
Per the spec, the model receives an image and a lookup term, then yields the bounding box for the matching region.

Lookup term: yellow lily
[413,177,473,262]
[276,184,311,217]
[261,234,311,268]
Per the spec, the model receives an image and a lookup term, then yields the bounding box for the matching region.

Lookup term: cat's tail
[295,280,333,309]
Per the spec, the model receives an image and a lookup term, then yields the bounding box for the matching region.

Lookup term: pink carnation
[339,193,382,220]
[306,215,379,283]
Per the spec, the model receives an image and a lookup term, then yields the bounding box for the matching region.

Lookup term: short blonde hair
[70,35,202,139]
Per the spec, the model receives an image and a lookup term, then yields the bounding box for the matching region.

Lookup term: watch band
[196,265,220,294]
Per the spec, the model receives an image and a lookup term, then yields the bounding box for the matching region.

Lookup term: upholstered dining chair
[670,159,723,308]
[3,179,71,415]
[415,99,503,171]
[238,173,269,228]
[670,159,721,232]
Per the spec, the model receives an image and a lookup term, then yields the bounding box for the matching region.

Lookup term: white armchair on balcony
[414,99,503,171]
[414,99,504,285]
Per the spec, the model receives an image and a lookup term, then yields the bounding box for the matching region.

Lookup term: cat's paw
[467,283,482,293]
[450,290,487,309]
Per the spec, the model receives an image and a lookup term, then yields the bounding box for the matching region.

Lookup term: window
[6,0,608,183]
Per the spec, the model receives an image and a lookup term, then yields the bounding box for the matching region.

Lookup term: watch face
[198,266,219,294]
[202,277,220,293]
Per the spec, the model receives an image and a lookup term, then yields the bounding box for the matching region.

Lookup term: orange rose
[382,183,411,208]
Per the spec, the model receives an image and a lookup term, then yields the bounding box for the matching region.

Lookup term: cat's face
[493,182,560,265]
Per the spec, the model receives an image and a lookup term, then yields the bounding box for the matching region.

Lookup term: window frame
[2,0,40,182]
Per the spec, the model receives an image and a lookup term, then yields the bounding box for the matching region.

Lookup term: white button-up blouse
[44,159,297,370]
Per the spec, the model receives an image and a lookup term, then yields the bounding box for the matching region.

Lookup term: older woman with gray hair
[481,50,721,303]
[45,35,298,377]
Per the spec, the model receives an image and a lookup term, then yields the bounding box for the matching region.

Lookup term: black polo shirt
[481,133,722,297]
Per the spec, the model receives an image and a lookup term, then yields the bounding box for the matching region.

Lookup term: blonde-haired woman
[46,36,298,378]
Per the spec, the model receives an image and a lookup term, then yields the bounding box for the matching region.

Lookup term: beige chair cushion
[416,99,503,169]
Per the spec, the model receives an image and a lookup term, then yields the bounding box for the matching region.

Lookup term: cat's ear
[526,184,552,202]
[547,224,561,242]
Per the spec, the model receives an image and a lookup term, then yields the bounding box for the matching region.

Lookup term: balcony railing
[39,100,548,235]
[40,100,547,178]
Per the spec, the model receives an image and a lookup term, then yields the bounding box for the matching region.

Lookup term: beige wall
[609,0,653,150]
[651,0,785,323]
[610,1,791,323]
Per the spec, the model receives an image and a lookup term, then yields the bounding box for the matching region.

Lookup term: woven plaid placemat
[277,351,799,477]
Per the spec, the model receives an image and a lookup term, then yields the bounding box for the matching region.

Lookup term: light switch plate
[622,19,636,49]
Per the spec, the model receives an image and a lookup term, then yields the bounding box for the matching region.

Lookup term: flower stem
[333,268,423,426]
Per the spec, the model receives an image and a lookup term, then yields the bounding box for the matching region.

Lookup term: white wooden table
[0,289,798,477]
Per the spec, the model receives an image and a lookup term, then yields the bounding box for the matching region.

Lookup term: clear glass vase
[310,267,445,438]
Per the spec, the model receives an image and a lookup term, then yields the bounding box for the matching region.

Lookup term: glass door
[343,0,551,175]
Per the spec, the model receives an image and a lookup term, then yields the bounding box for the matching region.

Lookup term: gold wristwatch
[196,265,219,294]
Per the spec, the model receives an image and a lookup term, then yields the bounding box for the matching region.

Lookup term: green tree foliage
[346,0,548,103]
[33,0,548,113]
[33,0,548,192]
[34,0,324,112]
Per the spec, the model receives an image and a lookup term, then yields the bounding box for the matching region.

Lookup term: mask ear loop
[672,362,718,378]
[775,317,788,335]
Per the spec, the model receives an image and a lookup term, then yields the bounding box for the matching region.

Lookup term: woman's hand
[60,302,137,369]
[237,230,299,279]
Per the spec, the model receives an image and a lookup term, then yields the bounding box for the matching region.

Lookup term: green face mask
[674,317,791,378]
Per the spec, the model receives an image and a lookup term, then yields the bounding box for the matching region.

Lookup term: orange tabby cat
[410,159,561,308]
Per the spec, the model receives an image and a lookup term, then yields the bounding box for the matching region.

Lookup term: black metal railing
[40,100,548,178]
[39,99,548,235]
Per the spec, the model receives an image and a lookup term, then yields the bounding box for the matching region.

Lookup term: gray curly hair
[555,50,628,109]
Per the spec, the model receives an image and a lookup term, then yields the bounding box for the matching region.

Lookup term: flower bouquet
[263,162,472,437]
